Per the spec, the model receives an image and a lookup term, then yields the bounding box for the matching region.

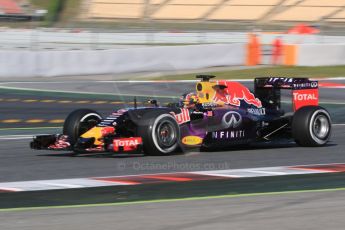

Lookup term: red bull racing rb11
[30,75,332,155]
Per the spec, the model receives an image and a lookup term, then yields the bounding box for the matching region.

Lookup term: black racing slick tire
[63,109,102,146]
[292,106,332,147]
[138,112,180,156]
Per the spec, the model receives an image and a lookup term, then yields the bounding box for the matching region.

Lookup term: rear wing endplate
[254,77,319,111]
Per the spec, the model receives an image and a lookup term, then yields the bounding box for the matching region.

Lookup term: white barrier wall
[297,44,345,66]
[0,44,245,78]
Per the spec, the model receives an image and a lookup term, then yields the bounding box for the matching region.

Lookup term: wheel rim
[312,114,330,140]
[155,120,177,148]
[78,114,101,135]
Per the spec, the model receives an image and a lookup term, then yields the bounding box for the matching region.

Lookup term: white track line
[0,135,36,140]
[281,100,345,105]
[0,86,178,98]
[319,86,345,89]
[319,101,345,105]
[334,124,345,126]
[314,77,345,80]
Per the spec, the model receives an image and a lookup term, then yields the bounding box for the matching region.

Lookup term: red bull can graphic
[171,109,191,125]
[213,80,262,108]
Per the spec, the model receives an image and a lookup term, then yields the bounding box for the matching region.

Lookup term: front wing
[30,134,143,154]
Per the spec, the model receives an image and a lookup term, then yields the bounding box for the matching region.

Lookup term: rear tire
[63,109,102,147]
[292,106,331,147]
[138,112,180,156]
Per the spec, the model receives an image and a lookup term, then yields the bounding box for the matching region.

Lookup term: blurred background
[0,1,345,79]
[0,0,345,50]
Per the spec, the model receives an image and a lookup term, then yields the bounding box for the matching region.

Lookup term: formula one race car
[31,75,332,155]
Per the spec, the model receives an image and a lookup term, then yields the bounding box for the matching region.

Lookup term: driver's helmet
[179,92,199,109]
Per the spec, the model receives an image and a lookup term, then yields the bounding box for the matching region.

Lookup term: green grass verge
[30,0,81,27]
[58,0,82,25]
[3,187,345,212]
[45,0,66,26]
[30,0,51,9]
[147,66,345,80]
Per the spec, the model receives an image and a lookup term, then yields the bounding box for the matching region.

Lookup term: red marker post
[246,33,262,66]
[272,36,283,65]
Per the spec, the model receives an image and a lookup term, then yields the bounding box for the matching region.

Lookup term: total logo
[292,89,318,111]
[101,127,115,136]
[293,92,317,101]
[222,111,242,129]
[113,138,142,147]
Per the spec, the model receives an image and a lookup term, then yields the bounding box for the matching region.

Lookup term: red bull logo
[171,109,191,125]
[101,126,115,136]
[213,81,262,108]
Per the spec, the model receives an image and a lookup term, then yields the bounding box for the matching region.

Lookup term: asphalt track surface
[1,79,345,102]
[1,190,345,230]
[0,125,343,182]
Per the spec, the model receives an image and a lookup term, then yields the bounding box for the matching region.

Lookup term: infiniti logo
[311,81,318,88]
[222,111,242,129]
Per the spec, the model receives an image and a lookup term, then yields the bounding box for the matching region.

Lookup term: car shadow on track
[36,142,337,158]
[200,142,337,152]
[37,152,146,158]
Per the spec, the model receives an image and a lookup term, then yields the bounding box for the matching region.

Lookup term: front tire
[63,109,102,146]
[292,106,331,147]
[138,112,180,156]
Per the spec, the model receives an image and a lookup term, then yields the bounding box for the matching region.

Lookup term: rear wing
[254,77,319,111]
